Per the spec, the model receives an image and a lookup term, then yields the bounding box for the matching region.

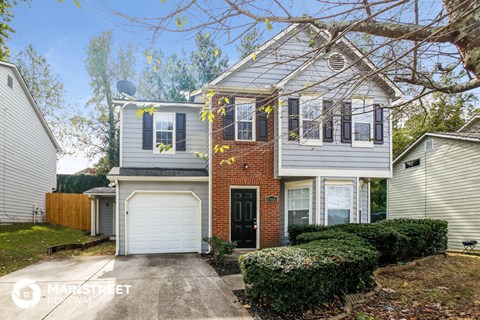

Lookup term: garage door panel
[127,193,200,254]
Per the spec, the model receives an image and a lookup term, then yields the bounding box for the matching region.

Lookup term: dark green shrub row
[379,218,448,256]
[296,230,362,244]
[239,238,379,312]
[287,224,327,245]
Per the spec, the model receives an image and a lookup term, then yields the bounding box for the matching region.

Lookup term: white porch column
[90,197,96,236]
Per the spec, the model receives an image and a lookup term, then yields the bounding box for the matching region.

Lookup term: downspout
[424,150,428,218]
[90,195,96,236]
[115,179,120,255]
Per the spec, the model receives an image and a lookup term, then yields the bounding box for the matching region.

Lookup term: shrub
[239,238,379,312]
[202,236,237,262]
[288,224,327,245]
[380,218,448,258]
[329,224,408,264]
[296,230,362,244]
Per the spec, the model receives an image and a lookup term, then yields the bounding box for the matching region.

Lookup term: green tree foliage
[72,30,136,172]
[14,44,70,146]
[138,33,227,101]
[0,0,28,60]
[190,32,228,86]
[370,179,386,214]
[236,28,262,59]
[56,174,109,194]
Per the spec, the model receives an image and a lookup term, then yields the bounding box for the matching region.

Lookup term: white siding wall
[0,66,57,222]
[388,136,480,251]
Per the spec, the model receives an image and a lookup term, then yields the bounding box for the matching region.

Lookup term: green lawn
[0,223,90,276]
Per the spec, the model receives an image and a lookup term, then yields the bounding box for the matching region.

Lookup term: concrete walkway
[1,254,251,320]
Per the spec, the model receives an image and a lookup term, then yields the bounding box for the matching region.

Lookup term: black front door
[231,189,257,248]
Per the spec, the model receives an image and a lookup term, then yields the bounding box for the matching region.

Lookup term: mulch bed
[202,253,241,276]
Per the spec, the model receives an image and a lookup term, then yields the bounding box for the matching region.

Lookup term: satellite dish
[116,80,136,96]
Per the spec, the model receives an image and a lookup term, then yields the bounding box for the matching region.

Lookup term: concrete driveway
[1,254,251,320]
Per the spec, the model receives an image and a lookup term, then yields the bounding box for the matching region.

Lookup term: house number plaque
[265,195,278,203]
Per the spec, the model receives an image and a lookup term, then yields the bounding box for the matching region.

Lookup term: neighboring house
[108,23,401,255]
[0,61,60,222]
[74,167,97,176]
[388,116,480,251]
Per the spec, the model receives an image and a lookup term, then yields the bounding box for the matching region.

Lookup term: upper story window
[405,158,420,169]
[154,112,175,153]
[300,96,322,145]
[235,98,255,141]
[352,98,374,147]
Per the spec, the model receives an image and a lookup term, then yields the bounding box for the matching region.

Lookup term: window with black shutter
[374,104,384,144]
[341,101,352,143]
[176,113,186,151]
[142,112,153,150]
[223,97,235,140]
[288,98,299,141]
[323,100,334,142]
[256,99,268,141]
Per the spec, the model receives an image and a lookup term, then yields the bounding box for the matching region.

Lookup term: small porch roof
[83,187,116,196]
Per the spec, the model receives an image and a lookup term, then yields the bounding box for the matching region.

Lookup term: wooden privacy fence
[46,193,91,231]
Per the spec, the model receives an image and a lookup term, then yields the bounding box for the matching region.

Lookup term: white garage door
[127,192,200,254]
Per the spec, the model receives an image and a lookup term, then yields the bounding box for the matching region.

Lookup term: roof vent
[328,53,346,72]
[7,75,13,89]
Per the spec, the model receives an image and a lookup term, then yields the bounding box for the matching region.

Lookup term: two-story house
[0,61,60,223]
[108,23,401,255]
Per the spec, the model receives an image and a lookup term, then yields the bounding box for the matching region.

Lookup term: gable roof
[393,132,480,165]
[208,23,402,98]
[0,60,61,151]
[458,115,480,132]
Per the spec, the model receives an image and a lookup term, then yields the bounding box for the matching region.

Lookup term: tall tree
[236,28,262,59]
[190,32,229,86]
[0,0,28,60]
[14,44,70,146]
[74,30,136,173]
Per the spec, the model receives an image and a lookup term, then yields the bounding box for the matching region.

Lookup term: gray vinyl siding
[0,65,57,222]
[98,197,115,236]
[121,105,208,169]
[117,181,209,255]
[388,136,480,251]
[279,49,391,174]
[219,27,316,89]
[360,182,370,223]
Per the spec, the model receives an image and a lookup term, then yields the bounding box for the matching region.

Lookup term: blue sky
[9,0,246,174]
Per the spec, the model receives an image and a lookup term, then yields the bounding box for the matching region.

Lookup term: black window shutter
[288,98,300,141]
[257,99,268,141]
[323,100,334,142]
[223,97,235,140]
[374,104,384,144]
[142,112,154,150]
[176,113,186,151]
[341,101,352,143]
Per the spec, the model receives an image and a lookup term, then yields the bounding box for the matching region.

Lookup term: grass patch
[0,223,90,275]
[52,241,116,257]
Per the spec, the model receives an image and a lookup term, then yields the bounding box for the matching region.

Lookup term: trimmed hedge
[380,218,448,257]
[239,238,379,312]
[287,224,327,245]
[296,230,362,244]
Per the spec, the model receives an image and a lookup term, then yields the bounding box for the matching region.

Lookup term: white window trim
[324,180,354,226]
[153,112,176,154]
[352,98,374,148]
[235,98,256,142]
[299,95,323,146]
[284,180,313,235]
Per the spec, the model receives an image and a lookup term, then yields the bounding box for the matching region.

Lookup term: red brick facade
[211,95,281,248]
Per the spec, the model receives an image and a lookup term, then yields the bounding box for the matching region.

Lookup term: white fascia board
[106,176,209,182]
[279,168,392,179]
